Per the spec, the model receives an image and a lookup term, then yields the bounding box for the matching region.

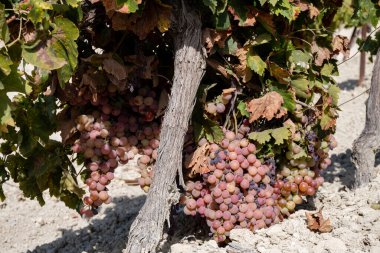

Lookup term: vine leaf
[237,101,249,117]
[186,143,210,176]
[22,17,79,86]
[332,35,349,57]
[247,50,267,76]
[247,91,286,122]
[202,0,227,14]
[311,42,331,66]
[249,126,290,145]
[248,129,272,144]
[228,5,257,26]
[271,126,290,145]
[328,85,340,106]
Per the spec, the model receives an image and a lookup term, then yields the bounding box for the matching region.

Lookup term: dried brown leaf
[103,58,129,80]
[228,6,257,26]
[234,47,252,83]
[222,88,236,95]
[186,143,210,176]
[110,0,171,39]
[309,5,320,19]
[247,91,285,122]
[306,208,333,233]
[269,62,289,84]
[57,109,78,145]
[202,28,231,53]
[311,42,331,66]
[332,35,350,58]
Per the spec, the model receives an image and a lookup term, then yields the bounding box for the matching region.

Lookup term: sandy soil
[0,28,379,253]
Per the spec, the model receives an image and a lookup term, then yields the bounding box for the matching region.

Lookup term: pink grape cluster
[67,85,162,213]
[184,127,283,242]
[183,125,336,242]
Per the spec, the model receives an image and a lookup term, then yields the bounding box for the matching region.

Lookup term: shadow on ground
[29,195,146,253]
[323,149,380,189]
[338,79,358,90]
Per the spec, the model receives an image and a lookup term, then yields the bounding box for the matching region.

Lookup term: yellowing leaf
[247,91,286,122]
[247,50,267,76]
[248,129,272,144]
[271,126,290,145]
[328,85,340,107]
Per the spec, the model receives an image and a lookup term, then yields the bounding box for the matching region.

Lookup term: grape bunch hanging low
[61,56,164,216]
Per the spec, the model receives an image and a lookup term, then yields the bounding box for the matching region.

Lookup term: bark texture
[124,2,206,253]
[352,48,380,187]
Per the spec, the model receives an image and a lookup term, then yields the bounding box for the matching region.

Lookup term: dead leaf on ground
[306,208,333,233]
[311,42,331,66]
[332,35,350,58]
[247,91,287,122]
[186,143,210,176]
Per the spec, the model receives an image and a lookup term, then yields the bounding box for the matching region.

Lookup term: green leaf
[116,0,142,13]
[61,171,85,197]
[328,85,340,106]
[0,54,13,75]
[65,0,80,7]
[321,63,338,76]
[223,37,238,55]
[291,78,310,98]
[22,39,67,70]
[250,33,272,46]
[271,126,290,145]
[289,50,311,69]
[293,148,307,159]
[203,0,228,14]
[215,11,231,30]
[0,91,15,129]
[249,129,272,144]
[0,3,10,43]
[28,0,53,24]
[247,50,267,76]
[237,101,250,117]
[259,0,267,5]
[271,87,296,112]
[204,118,224,143]
[0,65,26,93]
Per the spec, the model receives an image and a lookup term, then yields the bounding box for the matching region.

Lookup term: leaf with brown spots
[186,143,211,176]
[332,35,350,58]
[306,208,333,233]
[247,91,286,123]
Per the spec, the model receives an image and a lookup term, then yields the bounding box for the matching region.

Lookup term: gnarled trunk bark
[124,2,206,252]
[352,48,380,187]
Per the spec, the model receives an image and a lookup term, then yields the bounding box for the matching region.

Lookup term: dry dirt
[0,28,379,253]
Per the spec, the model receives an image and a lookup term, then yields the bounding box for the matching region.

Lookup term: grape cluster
[184,127,284,242]
[183,122,337,242]
[66,82,162,213]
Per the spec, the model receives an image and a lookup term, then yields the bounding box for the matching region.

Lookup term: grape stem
[296,100,316,111]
